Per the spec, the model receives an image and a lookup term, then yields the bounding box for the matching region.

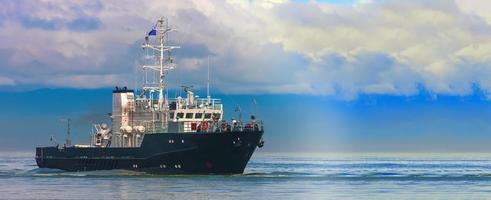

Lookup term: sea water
[2,152,491,199]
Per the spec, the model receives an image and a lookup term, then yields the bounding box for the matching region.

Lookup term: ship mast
[158,19,164,107]
[141,17,180,108]
[66,118,71,147]
[207,55,211,104]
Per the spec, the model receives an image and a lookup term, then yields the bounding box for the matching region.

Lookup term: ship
[35,17,264,174]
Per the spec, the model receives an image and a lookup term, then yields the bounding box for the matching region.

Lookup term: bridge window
[185,113,193,119]
[195,113,203,119]
[176,112,184,119]
[169,112,175,119]
[213,113,221,119]
[204,113,212,119]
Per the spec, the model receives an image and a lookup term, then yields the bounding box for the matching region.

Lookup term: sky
[1,0,491,152]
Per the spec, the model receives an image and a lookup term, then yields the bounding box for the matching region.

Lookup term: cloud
[66,17,102,32]
[1,0,491,99]
[0,76,15,86]
[44,74,131,89]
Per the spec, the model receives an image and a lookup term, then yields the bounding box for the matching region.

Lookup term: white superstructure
[90,17,229,148]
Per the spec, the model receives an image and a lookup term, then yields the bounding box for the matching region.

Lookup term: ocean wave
[23,168,152,178]
[240,171,491,180]
[2,168,491,180]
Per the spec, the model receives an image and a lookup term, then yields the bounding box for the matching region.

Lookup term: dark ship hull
[36,131,263,174]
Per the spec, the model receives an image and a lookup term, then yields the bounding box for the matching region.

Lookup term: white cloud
[1,0,491,99]
[0,76,15,86]
[44,74,132,89]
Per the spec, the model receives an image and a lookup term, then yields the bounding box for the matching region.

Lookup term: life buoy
[201,121,209,131]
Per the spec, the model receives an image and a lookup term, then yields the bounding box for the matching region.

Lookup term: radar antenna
[181,85,194,93]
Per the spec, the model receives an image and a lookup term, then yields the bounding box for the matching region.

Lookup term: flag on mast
[148,25,156,36]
